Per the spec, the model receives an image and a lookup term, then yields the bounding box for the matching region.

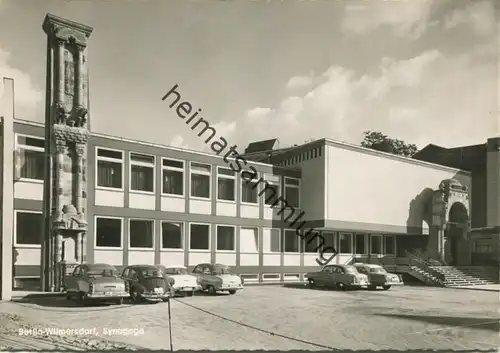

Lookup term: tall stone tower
[41,14,93,292]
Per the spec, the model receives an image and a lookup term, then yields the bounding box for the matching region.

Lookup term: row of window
[14,211,395,255]
[16,135,300,207]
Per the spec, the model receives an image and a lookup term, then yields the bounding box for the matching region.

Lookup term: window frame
[370,234,383,255]
[188,222,211,252]
[384,235,396,255]
[14,210,43,248]
[284,177,300,209]
[95,146,124,191]
[240,172,259,205]
[161,157,185,198]
[262,174,281,206]
[128,218,155,250]
[216,167,236,203]
[15,133,45,183]
[283,229,300,254]
[262,227,281,254]
[239,226,260,254]
[215,224,236,252]
[128,151,156,194]
[355,233,368,255]
[94,215,124,250]
[160,220,185,251]
[338,232,353,254]
[189,162,212,200]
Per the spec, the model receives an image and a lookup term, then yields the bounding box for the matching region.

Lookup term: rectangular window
[161,221,183,249]
[240,227,259,253]
[355,233,366,255]
[95,217,122,248]
[15,211,42,246]
[217,167,236,201]
[303,230,320,253]
[284,177,300,208]
[263,228,280,253]
[474,240,492,253]
[264,184,280,206]
[322,231,337,253]
[339,233,352,254]
[189,223,210,250]
[129,219,154,249]
[370,234,382,255]
[190,162,211,199]
[216,225,235,251]
[284,229,299,253]
[162,158,184,196]
[384,235,395,255]
[96,148,123,189]
[130,152,155,193]
[16,135,45,181]
[242,179,258,204]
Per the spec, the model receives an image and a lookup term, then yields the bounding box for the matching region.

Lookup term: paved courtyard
[0,285,498,351]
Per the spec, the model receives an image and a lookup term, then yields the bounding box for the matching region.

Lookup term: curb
[10,293,66,301]
[446,286,500,292]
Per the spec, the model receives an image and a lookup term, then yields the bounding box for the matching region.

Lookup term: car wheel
[116,298,124,305]
[382,285,391,290]
[228,290,236,295]
[78,293,88,306]
[207,285,216,295]
[336,282,346,291]
[308,279,316,287]
[368,285,377,290]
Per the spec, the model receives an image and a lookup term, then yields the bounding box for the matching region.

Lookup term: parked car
[192,263,244,295]
[121,265,173,303]
[353,263,403,290]
[156,265,201,297]
[64,263,129,305]
[305,264,369,290]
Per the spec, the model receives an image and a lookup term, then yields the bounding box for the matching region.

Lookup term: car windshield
[369,267,387,274]
[87,268,119,277]
[164,267,188,275]
[344,266,359,274]
[214,265,234,275]
[141,269,164,278]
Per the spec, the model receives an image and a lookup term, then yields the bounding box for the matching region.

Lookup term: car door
[317,266,333,286]
[65,265,80,293]
[330,266,342,285]
[121,267,131,291]
[201,265,214,285]
[192,265,205,286]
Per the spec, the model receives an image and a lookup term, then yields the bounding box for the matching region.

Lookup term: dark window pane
[131,165,154,192]
[218,168,235,176]
[190,224,209,250]
[17,136,44,148]
[129,220,154,248]
[97,160,122,188]
[162,222,183,249]
[16,212,42,245]
[355,234,366,254]
[285,187,299,208]
[370,235,382,254]
[19,149,45,180]
[242,181,258,203]
[163,159,183,169]
[163,169,183,195]
[264,184,279,205]
[284,230,299,252]
[218,178,235,201]
[191,174,210,198]
[217,226,235,251]
[385,236,395,254]
[96,218,121,247]
[130,153,154,164]
[97,148,122,160]
[339,233,352,254]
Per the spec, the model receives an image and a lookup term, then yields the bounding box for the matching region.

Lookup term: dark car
[305,264,369,290]
[121,265,173,303]
[354,263,403,290]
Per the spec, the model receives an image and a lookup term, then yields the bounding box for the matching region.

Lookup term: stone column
[55,233,64,263]
[75,144,85,213]
[437,225,446,263]
[56,39,65,104]
[55,139,66,212]
[76,232,82,263]
[74,45,84,107]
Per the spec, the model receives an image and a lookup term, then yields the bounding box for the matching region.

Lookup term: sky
[0,0,498,152]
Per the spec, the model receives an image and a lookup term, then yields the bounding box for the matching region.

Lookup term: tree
[360,130,418,158]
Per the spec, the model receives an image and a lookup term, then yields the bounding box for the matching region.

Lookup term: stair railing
[406,251,446,285]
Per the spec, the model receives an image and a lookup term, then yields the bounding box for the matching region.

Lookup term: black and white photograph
[0,0,498,351]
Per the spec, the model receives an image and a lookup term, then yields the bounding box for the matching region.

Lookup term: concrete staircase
[430,266,499,287]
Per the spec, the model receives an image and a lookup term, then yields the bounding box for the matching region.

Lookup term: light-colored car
[305,264,369,290]
[121,265,173,303]
[192,263,244,295]
[64,263,129,305]
[156,265,201,297]
[353,263,403,290]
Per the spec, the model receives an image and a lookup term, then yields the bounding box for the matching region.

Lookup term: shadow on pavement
[373,313,500,332]
[11,293,128,308]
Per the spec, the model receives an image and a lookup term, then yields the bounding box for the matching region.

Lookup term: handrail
[406,253,446,284]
